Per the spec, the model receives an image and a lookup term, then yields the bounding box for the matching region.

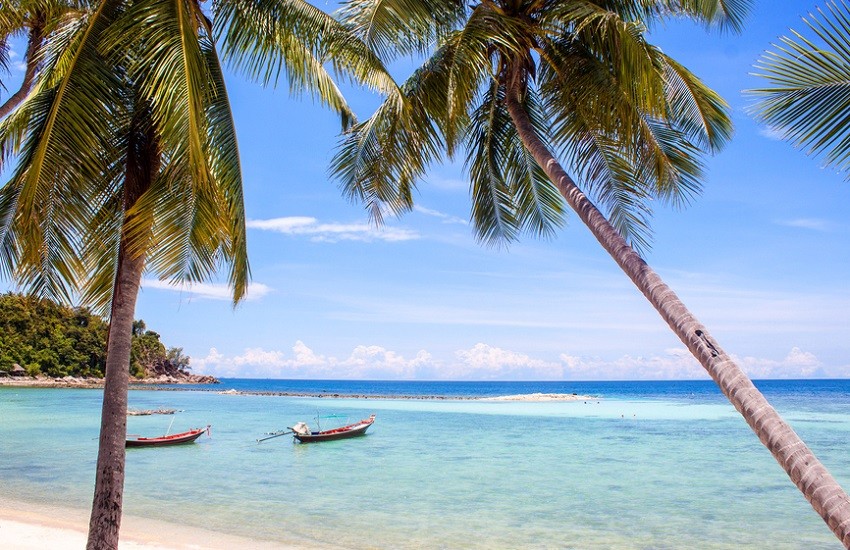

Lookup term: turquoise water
[1,381,849,548]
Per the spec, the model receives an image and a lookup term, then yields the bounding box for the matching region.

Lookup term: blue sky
[3,2,849,380]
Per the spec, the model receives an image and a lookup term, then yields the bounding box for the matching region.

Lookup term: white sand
[0,499,308,549]
[478,392,598,401]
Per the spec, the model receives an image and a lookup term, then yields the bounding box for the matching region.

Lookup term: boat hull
[126,427,206,448]
[293,416,375,443]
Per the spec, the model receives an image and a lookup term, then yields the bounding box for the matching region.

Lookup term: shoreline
[0,375,217,389]
[0,378,598,402]
[0,498,322,549]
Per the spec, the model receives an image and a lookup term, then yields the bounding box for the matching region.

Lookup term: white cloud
[559,346,848,380]
[189,343,850,381]
[778,218,834,232]
[452,343,564,380]
[413,205,468,225]
[559,348,704,380]
[246,216,419,242]
[758,126,788,141]
[141,278,272,301]
[735,347,827,379]
[191,341,431,379]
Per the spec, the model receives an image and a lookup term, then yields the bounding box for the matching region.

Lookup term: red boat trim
[126,426,208,447]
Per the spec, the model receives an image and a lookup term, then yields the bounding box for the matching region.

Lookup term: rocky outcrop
[0,372,219,388]
[138,356,219,384]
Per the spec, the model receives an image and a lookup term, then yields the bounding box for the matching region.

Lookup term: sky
[2,1,849,381]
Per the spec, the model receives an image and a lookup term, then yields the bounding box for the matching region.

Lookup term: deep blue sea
[2,378,849,548]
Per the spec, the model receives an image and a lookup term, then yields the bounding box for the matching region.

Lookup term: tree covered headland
[0,292,190,379]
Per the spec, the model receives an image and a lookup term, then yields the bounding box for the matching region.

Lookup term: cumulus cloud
[558,346,846,380]
[559,348,704,380]
[191,341,431,379]
[246,216,418,242]
[141,278,272,301]
[451,343,564,380]
[735,347,827,379]
[189,342,849,381]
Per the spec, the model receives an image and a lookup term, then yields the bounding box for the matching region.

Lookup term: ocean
[1,379,849,548]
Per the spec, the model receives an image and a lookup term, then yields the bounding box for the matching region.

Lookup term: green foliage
[0,292,185,378]
[130,329,165,378]
[0,291,107,377]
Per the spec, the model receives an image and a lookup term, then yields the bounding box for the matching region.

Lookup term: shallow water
[1,380,849,548]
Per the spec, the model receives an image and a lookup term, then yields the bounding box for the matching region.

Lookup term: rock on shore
[0,372,219,388]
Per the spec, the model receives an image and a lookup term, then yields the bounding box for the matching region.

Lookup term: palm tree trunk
[0,18,44,119]
[85,235,144,550]
[504,80,850,546]
[87,106,158,550]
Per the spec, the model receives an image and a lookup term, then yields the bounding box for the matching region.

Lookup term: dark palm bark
[86,108,159,550]
[0,18,44,119]
[504,74,850,546]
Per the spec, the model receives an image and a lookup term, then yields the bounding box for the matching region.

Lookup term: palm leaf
[750,1,850,178]
[507,86,565,240]
[538,33,715,250]
[0,0,121,304]
[336,0,466,60]
[465,78,519,245]
[110,0,215,198]
[661,54,732,151]
[216,0,396,129]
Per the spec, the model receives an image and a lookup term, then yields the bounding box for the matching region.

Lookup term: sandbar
[478,392,596,401]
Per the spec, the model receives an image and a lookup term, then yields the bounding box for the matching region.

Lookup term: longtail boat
[291,414,375,443]
[126,426,210,448]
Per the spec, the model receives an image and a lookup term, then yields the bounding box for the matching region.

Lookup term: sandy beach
[0,499,309,549]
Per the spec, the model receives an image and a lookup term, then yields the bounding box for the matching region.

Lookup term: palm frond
[330,3,534,223]
[465,79,519,245]
[465,78,564,246]
[216,0,396,129]
[329,26,495,221]
[1,0,122,304]
[539,34,708,250]
[110,0,215,194]
[662,54,732,151]
[749,1,850,178]
[507,86,565,240]
[667,0,753,31]
[543,3,668,119]
[331,88,438,223]
[202,42,249,302]
[336,0,466,60]
[0,37,9,79]
[78,167,123,314]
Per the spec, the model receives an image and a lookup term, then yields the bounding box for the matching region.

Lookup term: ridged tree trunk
[504,79,850,546]
[0,17,44,119]
[87,108,159,550]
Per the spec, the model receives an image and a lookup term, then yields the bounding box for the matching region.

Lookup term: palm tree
[0,0,391,547]
[332,0,850,544]
[0,0,67,118]
[750,1,850,179]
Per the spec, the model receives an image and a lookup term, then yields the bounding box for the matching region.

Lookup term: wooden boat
[290,414,375,443]
[126,426,209,448]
